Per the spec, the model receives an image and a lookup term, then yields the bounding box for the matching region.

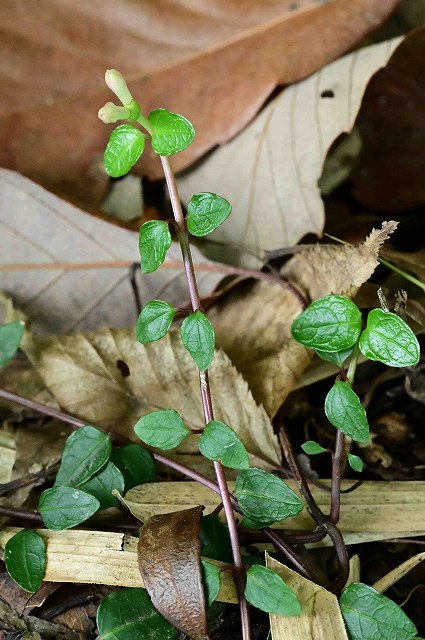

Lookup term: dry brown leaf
[380,247,425,283]
[0,2,399,205]
[265,553,349,640]
[178,39,402,266]
[373,552,425,594]
[211,222,397,416]
[22,327,280,472]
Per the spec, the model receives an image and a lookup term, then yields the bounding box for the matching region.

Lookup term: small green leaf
[111,444,155,491]
[201,560,221,607]
[340,582,417,640]
[38,486,99,530]
[54,426,112,488]
[245,565,301,616]
[359,308,420,367]
[181,311,215,371]
[186,192,232,237]
[0,321,25,368]
[134,409,190,450]
[5,530,46,593]
[136,300,177,343]
[301,441,327,455]
[291,294,362,352]
[199,420,249,470]
[149,108,195,156]
[325,381,369,443]
[80,462,125,509]
[97,588,179,640]
[104,124,145,178]
[139,221,172,274]
[235,468,304,526]
[316,346,353,367]
[200,514,233,564]
[347,453,364,473]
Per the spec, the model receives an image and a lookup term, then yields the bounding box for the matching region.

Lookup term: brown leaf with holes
[138,506,209,640]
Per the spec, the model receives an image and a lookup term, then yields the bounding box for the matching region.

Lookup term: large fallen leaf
[22,327,281,471]
[211,223,397,415]
[178,38,402,267]
[265,553,349,640]
[0,170,221,334]
[0,2,399,205]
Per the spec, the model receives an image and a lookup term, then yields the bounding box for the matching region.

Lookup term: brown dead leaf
[0,1,399,205]
[380,247,425,283]
[138,507,209,640]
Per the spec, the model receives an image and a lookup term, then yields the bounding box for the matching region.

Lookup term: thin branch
[330,430,345,524]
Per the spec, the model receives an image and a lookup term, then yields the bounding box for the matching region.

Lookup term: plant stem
[160,156,251,639]
[330,430,344,524]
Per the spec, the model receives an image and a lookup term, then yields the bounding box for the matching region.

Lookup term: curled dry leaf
[138,507,209,640]
[373,552,425,594]
[0,1,398,205]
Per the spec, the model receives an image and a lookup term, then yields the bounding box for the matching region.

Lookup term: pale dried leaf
[22,327,280,471]
[345,555,361,589]
[0,430,15,484]
[373,552,425,594]
[265,553,349,640]
[178,39,402,267]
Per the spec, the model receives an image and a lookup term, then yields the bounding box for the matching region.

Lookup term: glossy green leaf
[359,309,420,367]
[136,300,177,344]
[291,294,362,352]
[139,221,172,274]
[111,444,155,491]
[186,192,232,237]
[347,453,364,473]
[324,381,369,443]
[301,441,327,455]
[235,468,304,526]
[80,462,125,510]
[181,311,215,371]
[4,530,46,593]
[199,420,249,470]
[201,560,221,608]
[316,346,353,367]
[134,409,190,451]
[104,124,145,178]
[245,565,301,616]
[0,320,25,368]
[54,426,112,488]
[340,583,417,640]
[149,108,195,156]
[97,587,179,640]
[38,486,99,530]
[200,514,232,564]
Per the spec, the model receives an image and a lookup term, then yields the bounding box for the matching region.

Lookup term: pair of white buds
[98,69,140,124]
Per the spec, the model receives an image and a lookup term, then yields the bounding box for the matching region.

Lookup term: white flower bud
[105,69,133,105]
[98,102,131,124]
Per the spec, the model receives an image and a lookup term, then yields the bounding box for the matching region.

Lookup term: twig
[330,430,344,524]
[0,464,59,497]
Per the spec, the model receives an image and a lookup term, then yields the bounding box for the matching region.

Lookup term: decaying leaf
[265,553,349,640]
[178,38,402,266]
[211,222,397,416]
[0,2,399,205]
[373,552,425,594]
[380,247,425,284]
[138,507,209,640]
[22,327,280,471]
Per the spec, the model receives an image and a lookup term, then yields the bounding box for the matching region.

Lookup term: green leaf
[186,192,232,237]
[235,468,304,526]
[80,462,125,510]
[347,453,364,473]
[316,346,353,367]
[0,320,25,368]
[136,300,177,344]
[38,486,99,530]
[139,221,172,274]
[111,444,155,491]
[149,108,195,156]
[324,381,369,443]
[359,309,420,367]
[201,560,221,608]
[4,530,46,593]
[291,294,362,352]
[199,420,249,470]
[301,441,327,455]
[134,409,190,451]
[104,124,145,178]
[200,514,233,564]
[340,583,417,640]
[97,587,179,640]
[181,311,215,371]
[54,426,112,488]
[245,565,301,616]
